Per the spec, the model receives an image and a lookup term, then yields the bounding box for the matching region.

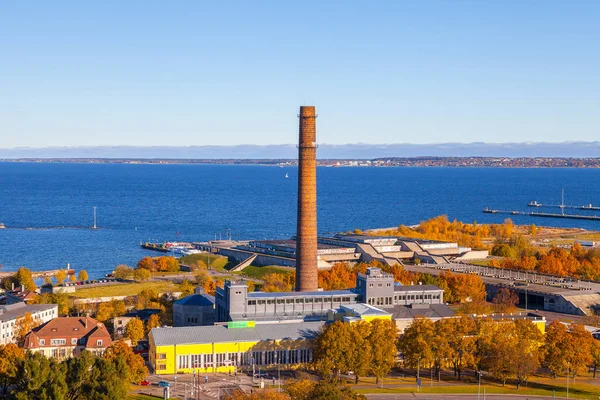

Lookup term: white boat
[285,173,289,178]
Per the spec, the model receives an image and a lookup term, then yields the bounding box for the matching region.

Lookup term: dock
[528,201,600,211]
[484,208,600,221]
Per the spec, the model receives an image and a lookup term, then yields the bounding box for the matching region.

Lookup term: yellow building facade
[149,321,322,375]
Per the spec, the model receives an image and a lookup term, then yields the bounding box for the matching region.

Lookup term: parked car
[157,381,171,387]
[139,380,151,386]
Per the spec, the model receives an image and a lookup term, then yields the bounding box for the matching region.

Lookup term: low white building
[0,302,58,345]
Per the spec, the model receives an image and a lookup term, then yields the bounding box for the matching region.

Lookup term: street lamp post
[478,371,481,400]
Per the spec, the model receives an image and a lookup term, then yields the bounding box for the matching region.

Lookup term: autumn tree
[134,268,151,282]
[136,257,155,272]
[348,321,372,383]
[125,318,145,346]
[36,292,70,315]
[55,269,68,284]
[398,317,434,378]
[180,278,195,296]
[431,318,454,381]
[14,267,37,291]
[318,263,356,290]
[78,270,89,281]
[446,316,476,381]
[0,344,25,396]
[146,313,161,334]
[104,340,149,383]
[14,312,41,346]
[284,377,317,400]
[113,265,134,280]
[262,273,294,292]
[591,340,600,378]
[486,322,516,386]
[492,288,519,313]
[513,319,543,388]
[565,323,594,378]
[313,321,354,379]
[542,321,570,378]
[368,319,397,384]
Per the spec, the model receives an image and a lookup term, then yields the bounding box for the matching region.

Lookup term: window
[257,300,265,305]
[40,339,45,345]
[267,299,274,304]
[295,298,303,303]
[96,340,103,347]
[50,339,67,345]
[314,298,322,303]
[71,338,78,345]
[304,298,313,303]
[178,355,189,369]
[333,297,341,302]
[276,299,284,304]
[158,364,167,371]
[248,300,256,306]
[286,299,294,304]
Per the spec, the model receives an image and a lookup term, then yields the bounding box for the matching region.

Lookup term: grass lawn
[71,281,179,298]
[180,253,229,270]
[353,375,600,399]
[242,265,295,280]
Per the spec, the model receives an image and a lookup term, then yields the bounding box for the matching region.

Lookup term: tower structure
[296,106,319,292]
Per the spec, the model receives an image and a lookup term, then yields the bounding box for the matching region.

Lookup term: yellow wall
[151,339,313,375]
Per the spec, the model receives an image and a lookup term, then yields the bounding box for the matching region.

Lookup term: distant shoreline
[1,156,600,168]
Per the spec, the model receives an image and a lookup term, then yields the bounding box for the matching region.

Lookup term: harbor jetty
[484,208,600,221]
[528,201,600,211]
[0,269,75,279]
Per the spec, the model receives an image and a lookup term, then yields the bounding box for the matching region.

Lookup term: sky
[1,1,599,148]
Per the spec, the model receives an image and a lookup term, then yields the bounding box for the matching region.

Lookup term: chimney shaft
[296,106,319,292]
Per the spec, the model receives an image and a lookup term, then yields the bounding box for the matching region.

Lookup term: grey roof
[394,285,442,292]
[390,304,455,319]
[151,321,325,347]
[248,290,356,299]
[0,303,57,322]
[174,293,215,307]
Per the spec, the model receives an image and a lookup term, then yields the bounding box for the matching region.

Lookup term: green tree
[82,356,130,399]
[368,319,397,384]
[0,344,25,396]
[55,269,68,285]
[14,267,36,291]
[133,268,151,282]
[64,350,96,400]
[125,318,145,346]
[78,270,89,282]
[12,352,68,400]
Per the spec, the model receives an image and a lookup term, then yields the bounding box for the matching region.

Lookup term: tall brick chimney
[296,106,318,292]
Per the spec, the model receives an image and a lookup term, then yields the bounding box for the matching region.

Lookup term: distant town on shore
[2,156,600,168]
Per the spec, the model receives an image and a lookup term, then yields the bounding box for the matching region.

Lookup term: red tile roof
[24,317,112,350]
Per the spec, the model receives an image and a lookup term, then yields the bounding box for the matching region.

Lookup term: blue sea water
[1,162,599,278]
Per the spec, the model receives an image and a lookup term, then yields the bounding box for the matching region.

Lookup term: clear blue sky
[1,1,598,147]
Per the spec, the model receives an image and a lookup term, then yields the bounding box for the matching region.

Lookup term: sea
[1,162,599,279]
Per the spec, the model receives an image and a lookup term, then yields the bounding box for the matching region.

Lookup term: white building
[0,302,58,345]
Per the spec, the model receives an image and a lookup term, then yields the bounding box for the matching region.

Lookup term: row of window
[248,297,353,306]
[366,293,442,306]
[38,338,102,346]
[171,349,313,370]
